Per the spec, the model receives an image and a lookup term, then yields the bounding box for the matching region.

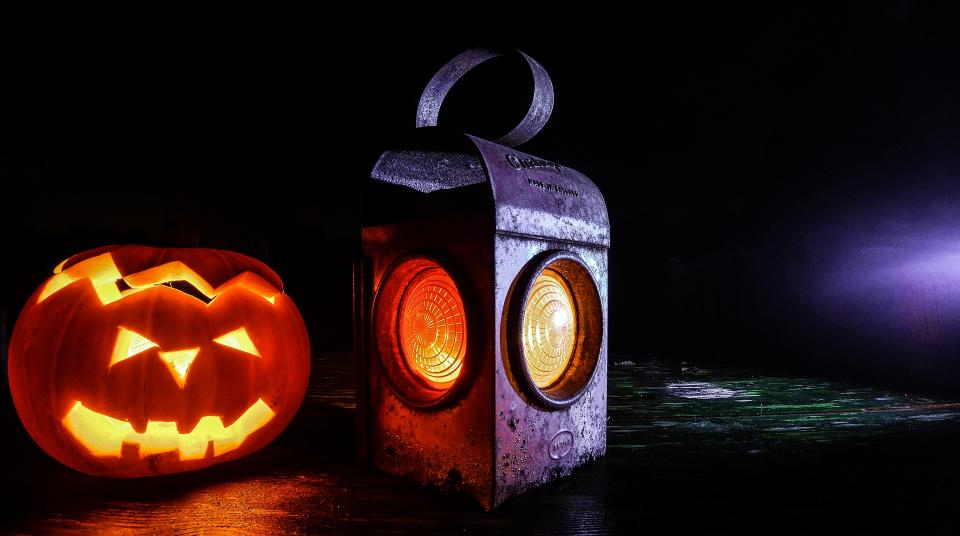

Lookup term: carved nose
[157,348,200,388]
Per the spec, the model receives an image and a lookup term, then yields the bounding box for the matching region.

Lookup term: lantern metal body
[355,49,609,510]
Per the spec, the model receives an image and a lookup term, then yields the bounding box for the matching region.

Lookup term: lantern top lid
[367,48,609,248]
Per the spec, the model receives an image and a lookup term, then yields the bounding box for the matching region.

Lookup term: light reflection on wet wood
[4,353,960,534]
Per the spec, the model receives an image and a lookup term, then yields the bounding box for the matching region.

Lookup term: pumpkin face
[8,245,311,477]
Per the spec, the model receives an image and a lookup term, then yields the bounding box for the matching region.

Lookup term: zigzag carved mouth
[62,399,276,461]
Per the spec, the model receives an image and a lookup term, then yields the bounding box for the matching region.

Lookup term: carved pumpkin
[8,245,311,477]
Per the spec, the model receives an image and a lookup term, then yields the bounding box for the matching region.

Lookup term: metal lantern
[355,48,609,510]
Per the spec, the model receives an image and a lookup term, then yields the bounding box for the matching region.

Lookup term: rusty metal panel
[492,236,608,507]
[361,213,497,509]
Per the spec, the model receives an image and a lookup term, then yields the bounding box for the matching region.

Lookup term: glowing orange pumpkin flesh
[8,246,311,477]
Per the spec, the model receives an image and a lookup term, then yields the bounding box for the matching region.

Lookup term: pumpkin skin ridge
[8,246,311,478]
[14,280,92,470]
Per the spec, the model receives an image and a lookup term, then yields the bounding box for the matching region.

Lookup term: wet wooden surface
[4,353,960,534]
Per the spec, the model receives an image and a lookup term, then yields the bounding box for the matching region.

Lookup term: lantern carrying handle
[415,48,554,147]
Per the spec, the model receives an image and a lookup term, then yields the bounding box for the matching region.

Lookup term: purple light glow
[811,201,960,347]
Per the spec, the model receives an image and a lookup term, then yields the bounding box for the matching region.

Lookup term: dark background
[3,3,960,393]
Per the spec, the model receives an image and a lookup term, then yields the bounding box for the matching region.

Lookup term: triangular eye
[213,327,261,357]
[110,327,159,367]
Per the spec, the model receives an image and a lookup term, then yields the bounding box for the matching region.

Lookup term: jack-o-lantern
[8,245,311,477]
